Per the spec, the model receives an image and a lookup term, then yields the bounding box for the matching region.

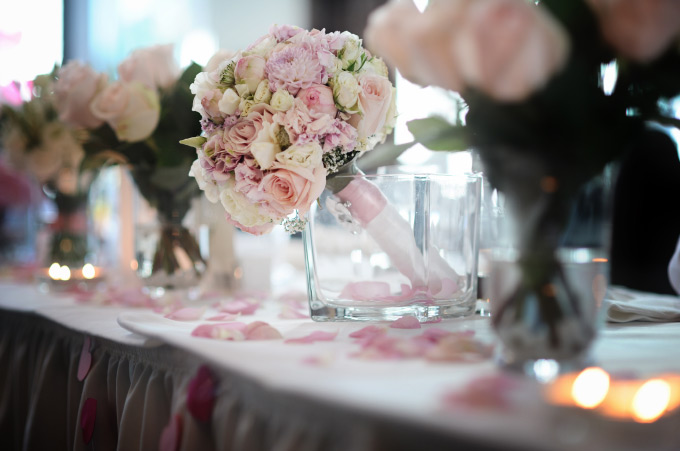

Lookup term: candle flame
[632,379,671,423]
[48,263,61,280]
[82,264,96,280]
[58,265,71,281]
[571,367,610,409]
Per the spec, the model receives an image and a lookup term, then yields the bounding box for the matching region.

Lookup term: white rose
[332,71,360,112]
[235,83,250,98]
[250,121,281,169]
[189,159,220,203]
[340,32,362,69]
[275,141,322,169]
[219,179,273,227]
[361,57,389,78]
[191,72,219,116]
[243,35,278,58]
[218,88,240,115]
[270,89,294,111]
[239,98,256,117]
[253,80,272,104]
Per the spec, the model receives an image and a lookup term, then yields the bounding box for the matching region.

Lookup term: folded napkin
[604,286,680,323]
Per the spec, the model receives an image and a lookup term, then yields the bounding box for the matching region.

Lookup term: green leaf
[179,136,207,149]
[407,117,468,151]
[178,62,202,87]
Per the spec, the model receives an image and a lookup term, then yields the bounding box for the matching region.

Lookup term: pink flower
[234,55,266,93]
[277,99,336,144]
[159,414,182,451]
[323,119,358,153]
[234,162,262,197]
[224,212,275,235]
[118,44,179,91]
[351,73,393,139]
[54,61,106,128]
[297,84,337,117]
[200,89,224,119]
[586,0,680,63]
[226,106,275,154]
[266,45,326,95]
[186,365,216,422]
[259,164,326,216]
[270,24,304,42]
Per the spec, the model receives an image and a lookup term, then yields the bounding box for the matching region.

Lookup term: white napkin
[604,286,680,323]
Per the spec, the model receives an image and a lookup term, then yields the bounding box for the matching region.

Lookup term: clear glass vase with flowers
[366,0,680,373]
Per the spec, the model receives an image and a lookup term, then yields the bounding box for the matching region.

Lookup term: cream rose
[352,73,393,139]
[118,44,179,91]
[218,88,240,115]
[275,141,322,169]
[251,121,281,169]
[234,55,267,94]
[54,61,107,129]
[586,0,680,63]
[253,80,273,104]
[91,81,160,142]
[339,32,363,69]
[219,179,274,228]
[189,159,220,203]
[270,89,295,111]
[259,164,326,216]
[332,71,361,112]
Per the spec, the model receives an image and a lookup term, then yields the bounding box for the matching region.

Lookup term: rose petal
[278,305,309,319]
[244,321,283,340]
[284,330,337,344]
[77,336,92,382]
[442,374,521,411]
[187,366,216,422]
[159,414,182,451]
[302,353,335,367]
[191,322,247,341]
[206,313,239,322]
[80,398,97,444]
[219,299,259,315]
[349,325,387,339]
[340,281,392,301]
[390,316,421,329]
[165,307,206,321]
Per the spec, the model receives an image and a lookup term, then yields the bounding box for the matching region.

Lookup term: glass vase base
[309,299,475,323]
[494,347,594,383]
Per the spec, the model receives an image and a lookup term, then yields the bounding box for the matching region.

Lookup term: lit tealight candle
[48,263,61,280]
[631,379,671,423]
[58,265,71,281]
[82,263,96,280]
[571,367,610,409]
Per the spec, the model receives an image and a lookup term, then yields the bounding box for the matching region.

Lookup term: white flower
[270,89,295,111]
[191,72,218,115]
[275,141,322,169]
[239,98,256,116]
[361,57,389,78]
[340,32,362,70]
[332,71,360,112]
[189,159,220,203]
[253,80,272,104]
[243,35,278,58]
[251,121,281,169]
[219,179,273,227]
[218,88,240,115]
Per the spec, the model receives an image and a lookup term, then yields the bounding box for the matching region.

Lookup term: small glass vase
[304,172,482,322]
[488,165,615,377]
[131,168,208,299]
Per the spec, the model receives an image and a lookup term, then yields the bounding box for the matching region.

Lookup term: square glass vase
[303,173,482,322]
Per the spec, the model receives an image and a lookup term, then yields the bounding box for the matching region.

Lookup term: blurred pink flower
[186,365,216,422]
[54,61,106,128]
[118,44,179,91]
[586,0,680,63]
[80,398,97,444]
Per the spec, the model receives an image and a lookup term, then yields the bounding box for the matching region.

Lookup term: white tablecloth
[1,281,680,451]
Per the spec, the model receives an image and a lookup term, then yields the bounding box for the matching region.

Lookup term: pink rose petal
[80,397,97,444]
[219,299,259,315]
[77,336,92,382]
[390,316,421,329]
[165,307,206,321]
[206,313,239,322]
[285,330,338,344]
[278,305,309,319]
[302,353,335,366]
[244,321,283,340]
[159,414,182,451]
[340,281,392,301]
[442,374,521,411]
[349,325,387,339]
[187,366,216,422]
[191,322,247,341]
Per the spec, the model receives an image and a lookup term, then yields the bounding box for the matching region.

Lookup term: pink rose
[586,0,680,63]
[226,117,263,154]
[54,61,106,128]
[352,73,393,139]
[234,55,266,93]
[200,89,224,119]
[90,81,160,142]
[455,0,570,101]
[204,49,236,73]
[118,44,179,91]
[365,0,570,102]
[259,164,326,216]
[297,84,337,117]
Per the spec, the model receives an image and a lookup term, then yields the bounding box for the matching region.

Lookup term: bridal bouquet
[182,25,397,234]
